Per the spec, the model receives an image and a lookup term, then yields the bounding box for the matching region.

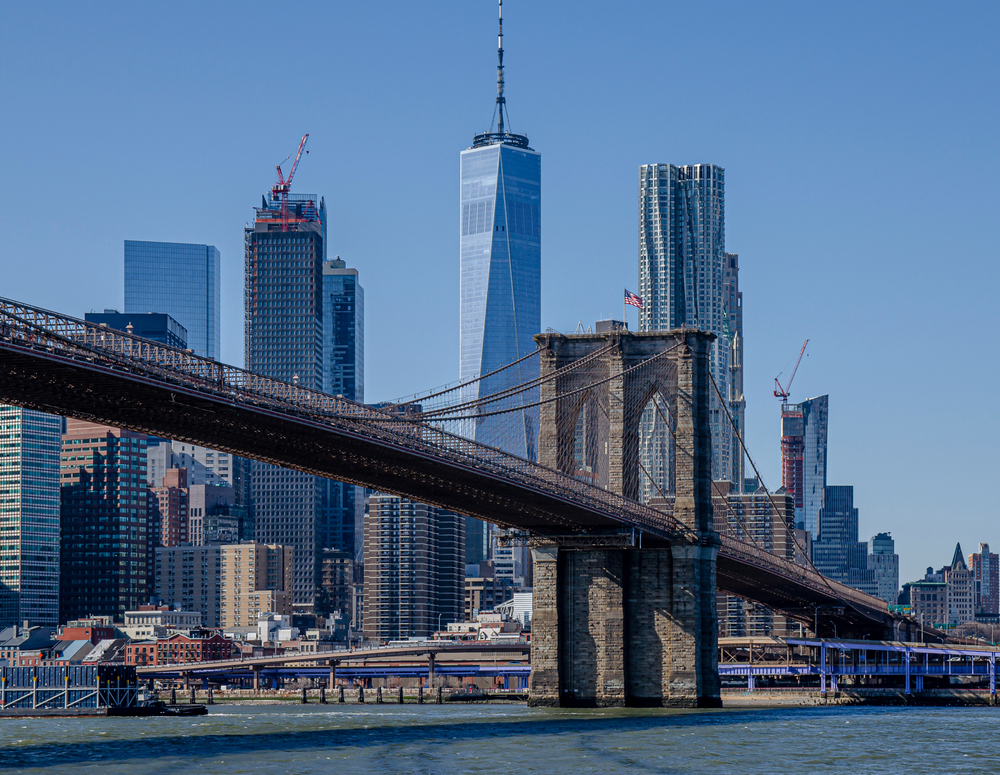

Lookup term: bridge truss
[0,296,899,635]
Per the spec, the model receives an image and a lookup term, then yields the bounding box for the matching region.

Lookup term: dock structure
[0,665,139,715]
[719,637,1000,701]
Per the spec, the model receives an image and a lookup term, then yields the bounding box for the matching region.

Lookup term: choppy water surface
[1,703,998,774]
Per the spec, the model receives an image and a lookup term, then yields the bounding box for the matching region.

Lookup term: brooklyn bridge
[0,297,919,708]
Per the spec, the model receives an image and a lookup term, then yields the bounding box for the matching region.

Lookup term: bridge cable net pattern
[0,298,887,619]
[0,298,687,542]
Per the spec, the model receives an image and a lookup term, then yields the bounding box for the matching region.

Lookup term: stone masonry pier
[528,329,721,707]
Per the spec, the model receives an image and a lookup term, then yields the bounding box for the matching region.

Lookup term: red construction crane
[773,339,809,403]
[271,133,310,231]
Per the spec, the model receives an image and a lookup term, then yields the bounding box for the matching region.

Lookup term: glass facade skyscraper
[124,240,221,360]
[458,0,540,564]
[0,405,61,627]
[638,163,733,487]
[322,257,364,566]
[245,193,328,605]
[59,421,152,622]
[459,141,541,458]
[780,394,829,536]
[84,311,188,349]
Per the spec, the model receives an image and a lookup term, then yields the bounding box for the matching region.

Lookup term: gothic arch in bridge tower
[530,328,720,708]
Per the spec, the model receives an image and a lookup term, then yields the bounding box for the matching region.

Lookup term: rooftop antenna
[496,0,506,135]
[472,0,529,149]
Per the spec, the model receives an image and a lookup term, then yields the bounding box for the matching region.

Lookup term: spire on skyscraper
[473,0,530,149]
[495,0,506,136]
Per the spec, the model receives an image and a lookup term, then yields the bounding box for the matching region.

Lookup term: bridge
[0,297,910,707]
[718,636,1000,700]
[135,641,529,691]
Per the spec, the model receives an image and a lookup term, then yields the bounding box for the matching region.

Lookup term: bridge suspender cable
[707,371,844,602]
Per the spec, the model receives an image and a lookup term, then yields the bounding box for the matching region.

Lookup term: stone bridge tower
[527,328,720,707]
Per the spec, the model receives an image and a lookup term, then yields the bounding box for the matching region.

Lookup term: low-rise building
[59,617,115,644]
[464,561,516,621]
[908,579,948,627]
[125,629,234,666]
[121,607,202,640]
[0,623,57,667]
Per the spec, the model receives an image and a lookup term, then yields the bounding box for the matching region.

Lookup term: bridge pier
[529,329,719,708]
[528,543,720,708]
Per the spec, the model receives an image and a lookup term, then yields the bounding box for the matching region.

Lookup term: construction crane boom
[774,339,809,403]
[271,133,310,231]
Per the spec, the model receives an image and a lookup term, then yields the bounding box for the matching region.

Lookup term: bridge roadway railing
[719,535,889,616]
[0,298,691,542]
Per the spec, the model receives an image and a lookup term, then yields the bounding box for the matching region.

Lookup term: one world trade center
[459,0,540,560]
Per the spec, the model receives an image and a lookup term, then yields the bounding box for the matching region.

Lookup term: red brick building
[126,630,233,666]
[151,468,189,547]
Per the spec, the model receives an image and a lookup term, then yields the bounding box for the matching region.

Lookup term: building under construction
[243,135,330,607]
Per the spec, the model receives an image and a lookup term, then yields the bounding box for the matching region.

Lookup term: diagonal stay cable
[417,340,618,420]
[410,342,682,424]
[707,370,845,603]
[587,387,677,514]
[616,376,765,551]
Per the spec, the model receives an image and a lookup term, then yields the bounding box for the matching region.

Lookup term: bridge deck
[0,299,897,633]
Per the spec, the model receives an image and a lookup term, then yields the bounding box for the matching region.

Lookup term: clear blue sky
[2,1,997,583]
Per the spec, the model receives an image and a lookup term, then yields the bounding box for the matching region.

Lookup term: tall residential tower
[780,394,829,536]
[0,406,61,628]
[245,187,328,606]
[638,163,732,487]
[460,0,540,562]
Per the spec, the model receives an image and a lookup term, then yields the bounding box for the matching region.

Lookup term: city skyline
[1,1,997,583]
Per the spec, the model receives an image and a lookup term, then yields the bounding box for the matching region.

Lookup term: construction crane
[271,133,309,232]
[773,339,809,404]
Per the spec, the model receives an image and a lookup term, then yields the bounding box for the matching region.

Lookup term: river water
[1,703,998,774]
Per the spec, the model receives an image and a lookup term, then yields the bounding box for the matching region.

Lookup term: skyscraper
[460,0,540,561]
[780,395,829,535]
[868,532,900,604]
[124,240,221,360]
[0,405,61,628]
[322,257,364,561]
[59,420,152,622]
[811,485,875,596]
[723,253,745,489]
[637,163,732,485]
[970,543,999,616]
[363,495,465,641]
[245,185,327,605]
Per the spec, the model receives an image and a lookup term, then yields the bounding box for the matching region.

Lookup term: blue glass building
[322,257,364,566]
[459,0,540,562]
[125,240,221,360]
[84,311,188,349]
[0,406,61,627]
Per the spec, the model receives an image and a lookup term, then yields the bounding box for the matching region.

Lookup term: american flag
[624,289,643,309]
